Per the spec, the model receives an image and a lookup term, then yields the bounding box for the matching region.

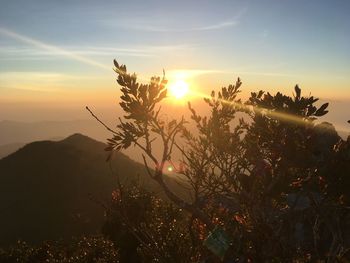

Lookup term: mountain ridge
[0,133,162,245]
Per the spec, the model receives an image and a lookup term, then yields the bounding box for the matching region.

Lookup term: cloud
[0,28,192,68]
[194,21,238,31]
[167,69,226,79]
[102,6,247,33]
[0,46,150,59]
[0,46,153,58]
[166,68,298,79]
[111,20,238,33]
[0,27,110,70]
[0,43,195,61]
[0,86,60,93]
[0,71,104,92]
[236,71,297,77]
[0,71,88,81]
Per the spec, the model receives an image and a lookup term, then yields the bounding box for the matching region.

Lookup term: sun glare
[168,79,189,99]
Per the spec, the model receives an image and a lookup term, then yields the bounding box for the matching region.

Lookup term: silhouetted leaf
[315,103,329,116]
[294,85,301,99]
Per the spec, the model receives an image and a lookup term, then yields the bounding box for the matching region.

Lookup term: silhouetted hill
[0,138,64,160]
[0,120,109,145]
[0,134,166,245]
[0,142,26,159]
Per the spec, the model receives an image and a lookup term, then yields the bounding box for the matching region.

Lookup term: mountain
[0,138,65,160]
[0,120,148,163]
[0,134,166,245]
[0,142,26,159]
[0,120,110,145]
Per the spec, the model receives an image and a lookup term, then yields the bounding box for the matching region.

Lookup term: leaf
[154,89,167,103]
[168,119,177,128]
[294,85,301,99]
[105,146,114,151]
[257,90,264,98]
[314,103,329,116]
[113,59,119,68]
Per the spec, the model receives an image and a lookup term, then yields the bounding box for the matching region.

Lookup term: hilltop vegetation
[96,61,350,262]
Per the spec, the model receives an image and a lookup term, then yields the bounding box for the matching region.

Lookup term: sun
[168,79,189,99]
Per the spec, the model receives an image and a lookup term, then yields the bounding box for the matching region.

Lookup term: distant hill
[0,120,148,163]
[0,120,110,145]
[0,138,64,160]
[0,142,26,159]
[0,134,174,245]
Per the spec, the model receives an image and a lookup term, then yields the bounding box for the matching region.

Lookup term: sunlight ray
[188,90,349,134]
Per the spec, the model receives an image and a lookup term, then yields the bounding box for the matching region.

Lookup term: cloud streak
[0,71,108,93]
[104,6,247,33]
[0,27,110,71]
[117,20,238,32]
[0,43,195,61]
[0,46,153,59]
[194,21,238,31]
[167,68,297,79]
[167,69,225,79]
[102,17,238,33]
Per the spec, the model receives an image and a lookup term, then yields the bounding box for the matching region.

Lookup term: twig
[86,106,118,135]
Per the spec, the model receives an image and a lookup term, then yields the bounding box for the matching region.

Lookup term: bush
[97,60,350,262]
[0,236,119,263]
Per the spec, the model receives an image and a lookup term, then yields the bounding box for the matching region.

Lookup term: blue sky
[0,0,349,125]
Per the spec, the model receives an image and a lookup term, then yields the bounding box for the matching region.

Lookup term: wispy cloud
[0,28,192,68]
[0,71,95,81]
[166,68,298,79]
[0,46,153,59]
[236,71,297,78]
[0,43,194,61]
[0,86,60,93]
[103,6,246,33]
[167,69,226,79]
[194,21,238,31]
[0,27,110,70]
[1,71,63,78]
[121,20,238,32]
[0,71,104,92]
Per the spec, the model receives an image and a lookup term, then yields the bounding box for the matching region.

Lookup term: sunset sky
[0,0,349,130]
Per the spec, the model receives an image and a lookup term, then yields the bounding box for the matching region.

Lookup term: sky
[0,0,349,130]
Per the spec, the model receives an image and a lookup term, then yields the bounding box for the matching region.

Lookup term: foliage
[102,183,196,262]
[0,237,119,263]
[102,60,350,262]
